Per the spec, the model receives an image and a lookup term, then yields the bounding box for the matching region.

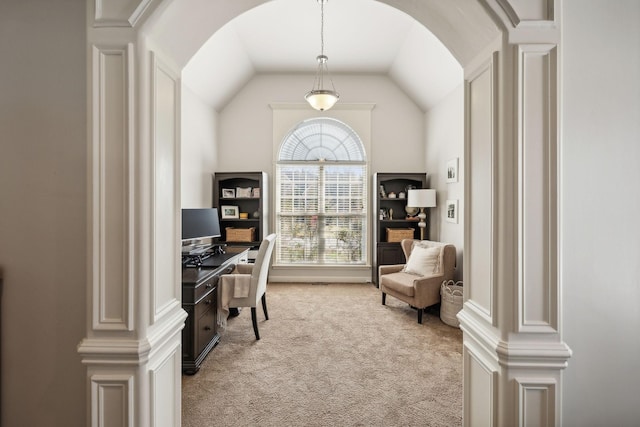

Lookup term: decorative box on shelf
[386,228,415,243]
[226,227,256,242]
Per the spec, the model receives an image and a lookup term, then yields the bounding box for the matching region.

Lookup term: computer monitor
[181,208,221,242]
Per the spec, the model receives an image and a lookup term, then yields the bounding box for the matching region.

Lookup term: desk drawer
[195,289,216,318]
[197,305,217,356]
[182,268,218,304]
[193,275,217,304]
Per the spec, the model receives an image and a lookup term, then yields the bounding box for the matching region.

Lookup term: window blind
[276,117,368,266]
[276,163,367,265]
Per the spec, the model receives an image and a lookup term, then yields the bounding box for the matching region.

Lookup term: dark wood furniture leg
[251,307,260,340]
[418,308,423,324]
[261,294,269,320]
[382,292,386,305]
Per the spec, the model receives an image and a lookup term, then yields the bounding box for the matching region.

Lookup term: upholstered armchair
[379,239,456,323]
[219,233,276,339]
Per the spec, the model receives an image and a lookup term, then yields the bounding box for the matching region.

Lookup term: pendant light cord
[305,0,339,110]
[320,0,325,57]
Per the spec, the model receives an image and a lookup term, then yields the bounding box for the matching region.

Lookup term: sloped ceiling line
[181,0,497,112]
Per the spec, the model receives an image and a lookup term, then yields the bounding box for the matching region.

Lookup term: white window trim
[270,104,375,274]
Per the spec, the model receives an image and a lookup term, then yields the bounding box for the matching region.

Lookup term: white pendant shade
[306,0,339,111]
[305,90,339,111]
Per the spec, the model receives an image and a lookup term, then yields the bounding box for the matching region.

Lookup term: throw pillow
[403,245,441,276]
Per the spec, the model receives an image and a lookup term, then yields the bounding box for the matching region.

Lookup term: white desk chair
[219,233,276,340]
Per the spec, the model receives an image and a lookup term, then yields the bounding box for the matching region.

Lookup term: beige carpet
[182,283,462,426]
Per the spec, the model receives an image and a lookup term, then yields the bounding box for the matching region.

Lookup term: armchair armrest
[379,264,405,276]
[413,273,445,287]
[412,273,445,303]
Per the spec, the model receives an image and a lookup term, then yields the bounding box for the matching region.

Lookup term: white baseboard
[269,265,372,284]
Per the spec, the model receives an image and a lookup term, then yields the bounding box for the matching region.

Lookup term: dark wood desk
[181,247,248,374]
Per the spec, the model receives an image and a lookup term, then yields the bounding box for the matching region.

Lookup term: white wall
[0,0,86,425]
[561,0,640,424]
[425,84,465,280]
[214,73,427,281]
[181,85,218,207]
[218,73,426,176]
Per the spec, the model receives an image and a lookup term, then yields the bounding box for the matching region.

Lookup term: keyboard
[181,245,212,255]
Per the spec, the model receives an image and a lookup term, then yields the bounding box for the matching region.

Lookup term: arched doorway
[79,1,570,425]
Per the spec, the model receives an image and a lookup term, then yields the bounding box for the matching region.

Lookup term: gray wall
[0,0,87,425]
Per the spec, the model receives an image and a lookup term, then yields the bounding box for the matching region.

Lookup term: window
[276,118,367,265]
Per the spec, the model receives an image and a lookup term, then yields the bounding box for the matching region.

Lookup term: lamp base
[417,209,426,240]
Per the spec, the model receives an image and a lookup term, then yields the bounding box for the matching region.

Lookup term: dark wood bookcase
[212,172,268,250]
[372,172,428,284]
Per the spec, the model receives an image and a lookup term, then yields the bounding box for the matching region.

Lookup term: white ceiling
[182,0,463,112]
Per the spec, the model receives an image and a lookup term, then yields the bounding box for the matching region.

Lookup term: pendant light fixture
[305,0,339,111]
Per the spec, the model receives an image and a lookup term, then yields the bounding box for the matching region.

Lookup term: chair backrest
[400,239,456,279]
[247,233,277,304]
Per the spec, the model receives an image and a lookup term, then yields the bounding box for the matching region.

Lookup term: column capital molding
[459,309,572,370]
[92,0,154,28]
[78,307,187,365]
[484,0,560,44]
[496,340,573,370]
[78,337,152,365]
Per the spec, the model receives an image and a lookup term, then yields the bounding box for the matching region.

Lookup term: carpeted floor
[181,283,462,426]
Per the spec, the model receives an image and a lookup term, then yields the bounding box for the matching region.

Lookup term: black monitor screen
[181,208,221,241]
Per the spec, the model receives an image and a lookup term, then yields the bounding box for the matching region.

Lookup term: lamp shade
[407,189,436,208]
[305,89,339,111]
[305,1,339,111]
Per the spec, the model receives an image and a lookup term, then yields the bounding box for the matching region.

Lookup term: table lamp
[407,189,436,240]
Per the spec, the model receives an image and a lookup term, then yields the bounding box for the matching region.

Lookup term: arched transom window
[276,118,367,265]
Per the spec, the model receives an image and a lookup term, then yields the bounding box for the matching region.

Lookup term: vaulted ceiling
[181,0,465,113]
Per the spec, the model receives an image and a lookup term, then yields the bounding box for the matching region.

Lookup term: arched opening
[83,1,571,425]
[175,0,471,281]
[140,0,491,420]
